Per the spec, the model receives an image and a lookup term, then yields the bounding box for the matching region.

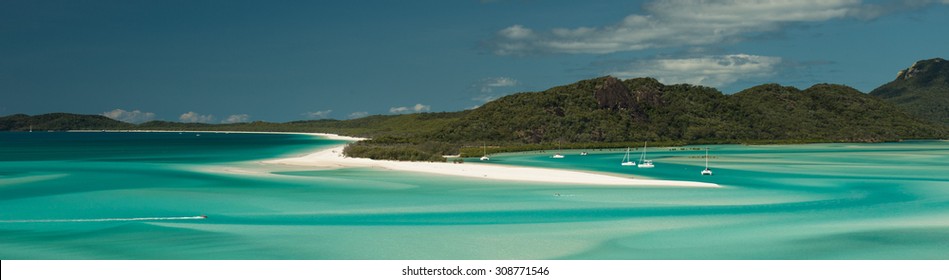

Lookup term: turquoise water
[1,132,947,259]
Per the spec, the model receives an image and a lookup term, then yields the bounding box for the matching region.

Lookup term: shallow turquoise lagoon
[1,132,947,259]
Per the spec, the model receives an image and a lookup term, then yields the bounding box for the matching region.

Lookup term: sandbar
[265,141,720,188]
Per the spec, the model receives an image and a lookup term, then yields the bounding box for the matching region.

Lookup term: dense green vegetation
[870,58,949,126]
[0,113,133,131]
[438,77,945,147]
[131,112,467,138]
[343,137,458,162]
[4,68,948,162]
[0,112,464,136]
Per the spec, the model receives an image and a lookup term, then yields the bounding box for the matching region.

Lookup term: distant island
[3,58,948,162]
[871,58,949,126]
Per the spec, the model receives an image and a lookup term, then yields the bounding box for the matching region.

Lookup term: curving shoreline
[265,136,720,188]
[69,130,368,141]
[73,130,718,187]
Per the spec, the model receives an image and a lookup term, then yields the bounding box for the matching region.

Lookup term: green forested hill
[131,112,466,138]
[437,77,944,145]
[4,74,947,162]
[0,113,133,131]
[0,111,465,138]
[870,58,949,126]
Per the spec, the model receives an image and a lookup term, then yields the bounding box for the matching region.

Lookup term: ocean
[1,132,947,259]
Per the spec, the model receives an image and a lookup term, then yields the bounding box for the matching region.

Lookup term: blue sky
[2,0,947,123]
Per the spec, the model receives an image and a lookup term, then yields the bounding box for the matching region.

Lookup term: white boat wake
[0,215,207,223]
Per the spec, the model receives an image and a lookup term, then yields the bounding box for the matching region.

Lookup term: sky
[2,0,947,123]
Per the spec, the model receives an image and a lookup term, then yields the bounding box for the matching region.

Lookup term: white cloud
[480,77,518,93]
[222,114,249,124]
[179,112,214,123]
[101,109,155,124]
[499,25,534,39]
[472,95,501,103]
[493,0,886,54]
[610,54,783,88]
[303,110,333,119]
[348,111,370,119]
[389,103,431,114]
[472,77,519,104]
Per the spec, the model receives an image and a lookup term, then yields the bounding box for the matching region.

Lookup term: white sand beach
[265,142,720,188]
[72,130,715,187]
[72,130,368,142]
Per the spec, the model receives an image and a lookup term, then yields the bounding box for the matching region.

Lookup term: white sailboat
[701,147,713,175]
[552,141,565,158]
[621,147,636,166]
[638,142,654,168]
[480,143,490,161]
